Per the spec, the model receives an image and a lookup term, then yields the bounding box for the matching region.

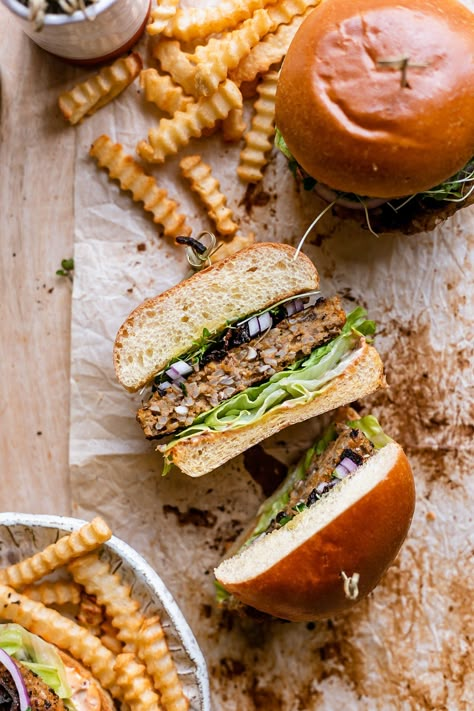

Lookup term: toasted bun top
[114,242,319,391]
[215,442,415,621]
[276,0,474,198]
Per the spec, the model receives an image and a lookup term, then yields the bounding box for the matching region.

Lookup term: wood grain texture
[0,8,77,514]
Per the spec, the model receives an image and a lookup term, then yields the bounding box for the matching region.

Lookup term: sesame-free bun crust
[114,243,319,391]
[215,442,415,622]
[160,339,385,477]
[276,0,474,198]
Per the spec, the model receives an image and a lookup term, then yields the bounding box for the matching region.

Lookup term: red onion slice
[166,360,193,380]
[314,182,387,211]
[313,182,340,203]
[285,300,297,316]
[257,311,272,332]
[247,316,260,337]
[340,456,359,473]
[334,463,349,479]
[304,294,320,309]
[0,649,31,711]
[334,195,387,210]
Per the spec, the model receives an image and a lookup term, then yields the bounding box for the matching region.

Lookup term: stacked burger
[115,242,417,620]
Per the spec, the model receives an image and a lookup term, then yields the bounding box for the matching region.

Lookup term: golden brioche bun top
[275,0,474,198]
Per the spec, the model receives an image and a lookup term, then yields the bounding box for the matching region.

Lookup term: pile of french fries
[58,0,322,260]
[0,517,188,711]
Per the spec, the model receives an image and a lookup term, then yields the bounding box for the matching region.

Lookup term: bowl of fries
[2,0,150,63]
[0,512,210,711]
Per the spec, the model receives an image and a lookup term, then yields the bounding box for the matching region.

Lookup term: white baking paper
[69,3,474,708]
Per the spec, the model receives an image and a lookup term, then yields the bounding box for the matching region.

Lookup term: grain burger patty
[114,243,385,478]
[138,295,347,438]
[275,0,474,235]
[0,623,113,711]
[215,408,416,622]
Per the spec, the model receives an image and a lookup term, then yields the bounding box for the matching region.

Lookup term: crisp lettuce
[274,127,294,161]
[0,624,73,702]
[347,415,393,449]
[160,308,374,456]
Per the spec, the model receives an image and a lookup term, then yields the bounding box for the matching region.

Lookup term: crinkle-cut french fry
[137,79,243,163]
[21,580,82,607]
[90,135,191,239]
[77,593,105,636]
[163,0,278,42]
[190,0,318,97]
[238,70,278,183]
[115,653,163,711]
[229,6,315,85]
[58,53,142,125]
[137,616,189,711]
[140,69,193,115]
[222,107,246,142]
[0,517,112,588]
[152,39,199,98]
[180,155,239,236]
[68,553,143,654]
[192,9,273,97]
[214,232,256,261]
[267,0,320,27]
[0,584,118,694]
[100,619,124,655]
[147,0,179,36]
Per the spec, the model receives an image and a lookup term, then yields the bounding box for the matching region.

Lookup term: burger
[114,242,385,477]
[0,623,113,710]
[275,0,474,235]
[214,407,416,622]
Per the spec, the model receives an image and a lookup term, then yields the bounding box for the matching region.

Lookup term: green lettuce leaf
[160,308,375,454]
[347,415,393,449]
[274,127,294,161]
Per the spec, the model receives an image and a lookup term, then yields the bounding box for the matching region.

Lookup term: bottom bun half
[215,442,415,622]
[162,340,385,477]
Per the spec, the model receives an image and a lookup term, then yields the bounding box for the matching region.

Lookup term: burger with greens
[275,0,474,234]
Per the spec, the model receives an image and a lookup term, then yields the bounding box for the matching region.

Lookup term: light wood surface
[0,7,79,514]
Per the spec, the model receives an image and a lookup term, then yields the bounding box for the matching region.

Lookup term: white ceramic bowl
[1,0,150,63]
[0,512,211,711]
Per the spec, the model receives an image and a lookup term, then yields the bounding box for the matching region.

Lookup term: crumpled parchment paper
[69,3,474,708]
